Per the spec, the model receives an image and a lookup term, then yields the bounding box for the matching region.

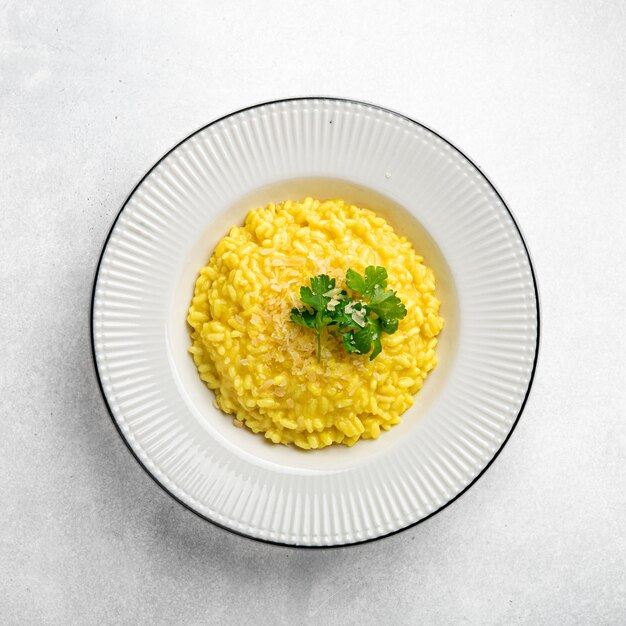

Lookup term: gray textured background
[2,1,625,624]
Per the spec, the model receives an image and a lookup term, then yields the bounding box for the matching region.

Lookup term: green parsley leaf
[342,330,359,354]
[346,266,388,299]
[345,268,367,295]
[290,307,316,329]
[291,274,336,361]
[346,324,372,355]
[341,316,383,361]
[300,275,335,312]
[368,292,406,334]
[369,317,383,360]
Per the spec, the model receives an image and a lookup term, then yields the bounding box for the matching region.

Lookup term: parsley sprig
[290,266,407,361]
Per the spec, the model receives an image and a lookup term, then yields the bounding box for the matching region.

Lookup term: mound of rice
[187,198,443,449]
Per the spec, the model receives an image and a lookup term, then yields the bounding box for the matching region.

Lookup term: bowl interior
[167,177,459,472]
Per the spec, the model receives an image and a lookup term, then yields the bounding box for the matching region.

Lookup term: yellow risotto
[187,198,444,449]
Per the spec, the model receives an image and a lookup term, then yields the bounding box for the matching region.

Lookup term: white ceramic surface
[92,98,538,546]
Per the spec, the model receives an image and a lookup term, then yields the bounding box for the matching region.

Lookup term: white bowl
[92,98,539,546]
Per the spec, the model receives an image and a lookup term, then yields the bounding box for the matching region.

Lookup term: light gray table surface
[2,1,625,624]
